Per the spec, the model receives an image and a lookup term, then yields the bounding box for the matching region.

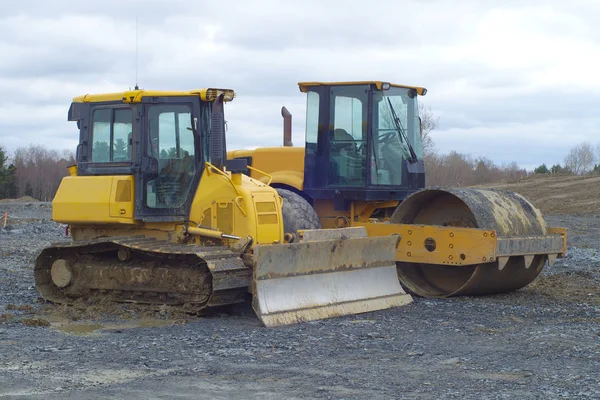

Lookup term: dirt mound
[0,196,40,203]
[474,174,600,215]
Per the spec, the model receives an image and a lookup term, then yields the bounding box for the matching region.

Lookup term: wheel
[275,188,321,238]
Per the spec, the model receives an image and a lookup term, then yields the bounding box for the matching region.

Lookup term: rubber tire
[275,188,321,238]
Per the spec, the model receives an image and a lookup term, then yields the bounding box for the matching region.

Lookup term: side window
[91,108,133,162]
[305,91,319,155]
[146,104,196,209]
[333,96,363,140]
[328,94,366,187]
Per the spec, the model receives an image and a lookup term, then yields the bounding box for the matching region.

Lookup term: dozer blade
[252,227,412,327]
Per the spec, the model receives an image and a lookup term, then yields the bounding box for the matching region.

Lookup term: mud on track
[0,202,599,399]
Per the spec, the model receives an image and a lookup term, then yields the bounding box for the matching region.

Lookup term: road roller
[228,81,567,297]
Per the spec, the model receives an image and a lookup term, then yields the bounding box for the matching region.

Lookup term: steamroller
[34,88,412,327]
[228,81,567,297]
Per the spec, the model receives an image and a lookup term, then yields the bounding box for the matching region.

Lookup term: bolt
[449,232,454,237]
[448,255,453,260]
[407,252,411,257]
[491,232,496,238]
[449,244,454,249]
[484,232,487,237]
[408,230,412,235]
[407,241,412,246]
[483,257,487,261]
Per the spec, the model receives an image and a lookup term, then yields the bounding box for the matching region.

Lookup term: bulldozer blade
[252,228,412,327]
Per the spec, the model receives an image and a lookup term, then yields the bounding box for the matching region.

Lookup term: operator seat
[328,128,364,185]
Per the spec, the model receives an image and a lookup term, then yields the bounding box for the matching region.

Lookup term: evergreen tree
[0,146,17,199]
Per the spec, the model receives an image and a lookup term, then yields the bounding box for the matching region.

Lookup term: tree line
[0,145,73,201]
[533,142,600,175]
[419,104,527,187]
[0,105,590,201]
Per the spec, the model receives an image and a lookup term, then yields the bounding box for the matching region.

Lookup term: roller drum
[391,187,548,297]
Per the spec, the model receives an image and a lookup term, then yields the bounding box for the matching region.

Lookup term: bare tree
[425,151,527,187]
[419,102,439,155]
[425,151,475,186]
[564,142,595,174]
[13,145,74,201]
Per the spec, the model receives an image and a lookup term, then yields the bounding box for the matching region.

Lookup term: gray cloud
[1,0,600,171]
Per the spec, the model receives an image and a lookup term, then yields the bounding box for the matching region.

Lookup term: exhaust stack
[281,106,293,147]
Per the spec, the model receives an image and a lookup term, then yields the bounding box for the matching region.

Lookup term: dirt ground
[0,178,599,399]
[475,173,600,216]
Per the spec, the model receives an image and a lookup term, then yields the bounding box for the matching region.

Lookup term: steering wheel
[379,130,399,144]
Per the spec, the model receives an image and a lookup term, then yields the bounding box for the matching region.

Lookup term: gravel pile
[0,209,598,399]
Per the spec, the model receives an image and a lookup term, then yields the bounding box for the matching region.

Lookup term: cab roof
[72,88,236,103]
[298,81,427,95]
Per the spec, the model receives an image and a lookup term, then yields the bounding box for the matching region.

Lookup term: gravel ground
[0,203,599,399]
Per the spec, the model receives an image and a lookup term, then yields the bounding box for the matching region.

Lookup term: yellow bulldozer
[34,88,411,327]
[229,81,567,297]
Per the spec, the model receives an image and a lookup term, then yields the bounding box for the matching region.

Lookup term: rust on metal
[547,227,567,256]
[281,106,293,147]
[496,235,564,257]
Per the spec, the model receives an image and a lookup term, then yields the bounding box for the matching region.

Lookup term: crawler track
[34,236,250,308]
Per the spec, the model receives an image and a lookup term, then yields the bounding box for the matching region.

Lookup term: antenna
[134,15,139,90]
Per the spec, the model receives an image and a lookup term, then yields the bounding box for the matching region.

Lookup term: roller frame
[359,223,567,267]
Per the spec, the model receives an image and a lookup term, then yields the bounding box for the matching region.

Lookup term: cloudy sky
[1,0,599,170]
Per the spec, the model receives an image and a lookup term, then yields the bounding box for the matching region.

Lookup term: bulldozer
[228,81,567,297]
[34,88,414,327]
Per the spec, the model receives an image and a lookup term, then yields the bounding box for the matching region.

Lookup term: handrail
[247,165,273,185]
[205,162,241,197]
[204,162,247,216]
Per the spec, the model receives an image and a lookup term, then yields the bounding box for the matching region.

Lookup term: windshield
[370,87,422,186]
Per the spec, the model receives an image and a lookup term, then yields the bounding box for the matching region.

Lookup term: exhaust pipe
[281,106,293,147]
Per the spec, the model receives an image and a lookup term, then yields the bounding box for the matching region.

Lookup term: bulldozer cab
[299,81,427,206]
[67,89,233,221]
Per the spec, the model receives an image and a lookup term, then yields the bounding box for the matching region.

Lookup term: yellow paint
[228,147,305,190]
[189,165,283,246]
[73,88,235,104]
[226,146,506,265]
[53,176,136,225]
[313,199,350,229]
[58,166,283,247]
[69,224,176,242]
[298,81,427,95]
[357,222,497,266]
[353,200,400,222]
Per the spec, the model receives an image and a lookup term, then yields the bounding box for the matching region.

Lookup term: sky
[1,0,599,171]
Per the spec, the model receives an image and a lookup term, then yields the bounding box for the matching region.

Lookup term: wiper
[386,98,418,163]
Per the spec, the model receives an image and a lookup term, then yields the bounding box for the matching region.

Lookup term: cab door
[134,96,203,221]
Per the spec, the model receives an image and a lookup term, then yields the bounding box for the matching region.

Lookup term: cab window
[145,104,196,209]
[328,86,367,187]
[91,108,133,162]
